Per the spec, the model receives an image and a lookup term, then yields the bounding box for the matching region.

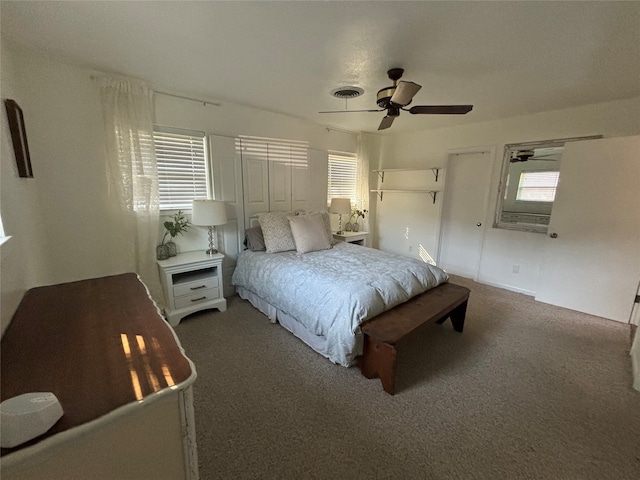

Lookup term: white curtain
[355,133,371,234]
[98,76,162,302]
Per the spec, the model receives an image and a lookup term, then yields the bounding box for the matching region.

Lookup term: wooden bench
[360,283,470,395]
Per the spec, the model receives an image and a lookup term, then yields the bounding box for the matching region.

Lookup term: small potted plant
[157,210,190,259]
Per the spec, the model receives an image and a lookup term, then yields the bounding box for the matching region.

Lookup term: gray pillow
[245,226,266,251]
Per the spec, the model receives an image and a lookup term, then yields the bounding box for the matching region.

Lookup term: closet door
[535,136,640,322]
[210,135,243,296]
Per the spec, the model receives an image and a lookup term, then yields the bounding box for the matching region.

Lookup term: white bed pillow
[287,212,332,254]
[257,212,297,253]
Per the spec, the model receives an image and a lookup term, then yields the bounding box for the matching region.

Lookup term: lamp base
[205,248,219,255]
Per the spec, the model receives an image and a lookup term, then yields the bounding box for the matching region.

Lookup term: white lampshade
[191,200,227,226]
[330,198,351,215]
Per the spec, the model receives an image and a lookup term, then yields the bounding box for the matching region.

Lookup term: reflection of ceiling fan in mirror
[510,148,563,163]
[319,68,473,130]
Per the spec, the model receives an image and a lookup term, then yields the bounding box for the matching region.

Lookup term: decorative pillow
[244,226,266,252]
[287,212,332,254]
[257,212,297,253]
[317,209,336,244]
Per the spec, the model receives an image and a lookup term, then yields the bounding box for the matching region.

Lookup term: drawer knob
[190,285,206,290]
[191,296,207,302]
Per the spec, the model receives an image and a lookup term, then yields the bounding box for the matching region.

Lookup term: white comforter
[231,242,449,366]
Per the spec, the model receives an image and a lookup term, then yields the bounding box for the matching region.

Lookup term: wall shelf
[370,167,442,203]
[372,168,441,183]
[370,189,440,203]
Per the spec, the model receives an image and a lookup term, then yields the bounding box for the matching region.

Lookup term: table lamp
[191,199,227,255]
[330,198,351,234]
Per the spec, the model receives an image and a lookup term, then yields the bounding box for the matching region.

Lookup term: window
[327,152,357,205]
[516,171,560,202]
[154,127,210,210]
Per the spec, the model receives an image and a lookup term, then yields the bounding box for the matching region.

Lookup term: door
[535,136,640,322]
[438,150,493,278]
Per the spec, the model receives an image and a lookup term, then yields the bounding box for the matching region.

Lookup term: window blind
[236,136,309,167]
[154,127,209,210]
[327,152,357,205]
[516,171,560,202]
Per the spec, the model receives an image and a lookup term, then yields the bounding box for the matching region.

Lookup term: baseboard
[476,278,536,297]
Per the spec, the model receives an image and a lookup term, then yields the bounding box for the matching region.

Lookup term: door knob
[549,232,558,238]
[476,222,482,227]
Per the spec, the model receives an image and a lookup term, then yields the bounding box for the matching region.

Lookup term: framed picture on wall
[4,99,33,178]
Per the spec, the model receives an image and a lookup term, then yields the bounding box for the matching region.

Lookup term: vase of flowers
[352,209,368,232]
[158,210,190,259]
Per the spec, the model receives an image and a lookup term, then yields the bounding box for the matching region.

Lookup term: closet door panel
[269,158,292,212]
[291,161,310,212]
[308,149,329,212]
[242,153,269,227]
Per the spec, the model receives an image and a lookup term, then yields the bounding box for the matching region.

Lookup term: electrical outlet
[512,264,520,274]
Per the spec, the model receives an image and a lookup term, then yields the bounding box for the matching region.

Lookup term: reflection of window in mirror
[495,136,600,233]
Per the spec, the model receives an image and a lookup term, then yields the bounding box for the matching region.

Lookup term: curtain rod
[89,74,221,107]
[154,91,222,107]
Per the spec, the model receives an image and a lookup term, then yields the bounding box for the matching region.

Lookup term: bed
[231,210,450,367]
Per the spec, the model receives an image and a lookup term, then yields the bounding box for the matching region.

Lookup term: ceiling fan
[319,68,473,130]
[510,150,562,163]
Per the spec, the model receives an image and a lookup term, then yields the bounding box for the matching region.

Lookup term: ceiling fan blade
[409,105,473,115]
[378,115,396,130]
[390,81,422,106]
[318,109,383,114]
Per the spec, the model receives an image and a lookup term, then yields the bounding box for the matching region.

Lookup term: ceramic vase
[166,241,177,257]
[156,244,169,261]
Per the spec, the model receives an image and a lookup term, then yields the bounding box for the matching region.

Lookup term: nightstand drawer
[174,287,220,309]
[174,276,219,298]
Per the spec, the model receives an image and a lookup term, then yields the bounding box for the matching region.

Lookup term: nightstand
[333,231,369,246]
[157,251,227,326]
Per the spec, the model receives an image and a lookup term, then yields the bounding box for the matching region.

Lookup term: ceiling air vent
[330,86,364,99]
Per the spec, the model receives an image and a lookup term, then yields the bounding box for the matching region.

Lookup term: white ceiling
[1,1,639,135]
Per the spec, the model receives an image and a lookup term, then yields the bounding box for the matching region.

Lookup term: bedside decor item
[192,199,227,255]
[161,210,190,257]
[5,99,33,178]
[352,208,368,232]
[330,198,351,234]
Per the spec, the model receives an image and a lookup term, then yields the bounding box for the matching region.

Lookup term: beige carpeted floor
[174,276,640,480]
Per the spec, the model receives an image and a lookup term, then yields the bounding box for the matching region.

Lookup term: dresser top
[1,273,195,456]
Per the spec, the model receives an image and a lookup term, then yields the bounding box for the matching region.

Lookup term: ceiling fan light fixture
[330,86,364,99]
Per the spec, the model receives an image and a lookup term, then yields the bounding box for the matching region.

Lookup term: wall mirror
[494,136,600,233]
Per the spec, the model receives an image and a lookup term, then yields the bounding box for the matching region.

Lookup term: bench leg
[361,335,398,395]
[435,300,468,333]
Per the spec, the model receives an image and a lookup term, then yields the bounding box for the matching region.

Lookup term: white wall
[376,97,640,295]
[1,42,143,333]
[1,42,49,332]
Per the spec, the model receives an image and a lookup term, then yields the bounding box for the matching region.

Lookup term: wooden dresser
[0,273,199,480]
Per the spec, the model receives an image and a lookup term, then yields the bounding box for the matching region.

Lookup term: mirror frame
[494,135,602,234]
